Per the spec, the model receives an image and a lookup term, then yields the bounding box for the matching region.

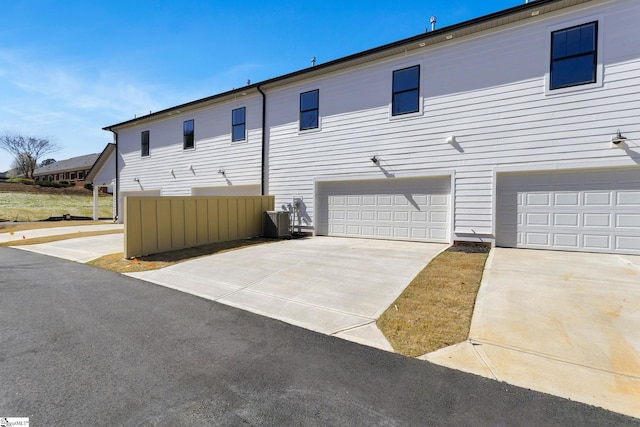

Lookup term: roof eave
[104,0,588,131]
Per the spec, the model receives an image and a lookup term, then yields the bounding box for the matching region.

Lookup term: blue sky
[0,0,523,172]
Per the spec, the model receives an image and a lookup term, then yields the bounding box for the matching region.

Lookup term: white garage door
[497,169,640,254]
[316,176,450,242]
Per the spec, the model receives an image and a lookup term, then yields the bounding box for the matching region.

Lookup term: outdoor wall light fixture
[611,129,628,145]
[446,135,456,144]
[133,177,140,182]
[370,156,379,164]
[218,168,226,176]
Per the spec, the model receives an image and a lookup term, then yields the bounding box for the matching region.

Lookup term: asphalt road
[1,247,637,426]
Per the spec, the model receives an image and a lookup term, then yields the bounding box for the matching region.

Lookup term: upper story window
[183,119,195,149]
[78,171,84,179]
[232,107,246,142]
[392,65,420,116]
[300,89,319,131]
[141,130,150,157]
[550,21,597,90]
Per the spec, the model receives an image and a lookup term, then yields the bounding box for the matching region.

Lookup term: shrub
[84,183,94,190]
[8,177,35,185]
[38,181,62,188]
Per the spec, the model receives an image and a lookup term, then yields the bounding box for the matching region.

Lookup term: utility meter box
[264,211,291,238]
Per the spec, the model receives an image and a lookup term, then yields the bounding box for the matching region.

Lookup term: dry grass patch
[377,244,489,358]
[0,191,112,222]
[87,237,277,273]
[0,229,123,247]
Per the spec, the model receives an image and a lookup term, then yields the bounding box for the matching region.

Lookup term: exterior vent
[264,211,291,238]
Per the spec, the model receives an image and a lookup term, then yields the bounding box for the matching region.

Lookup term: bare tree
[0,133,60,178]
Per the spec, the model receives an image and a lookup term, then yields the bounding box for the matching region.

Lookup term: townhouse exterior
[105,0,640,255]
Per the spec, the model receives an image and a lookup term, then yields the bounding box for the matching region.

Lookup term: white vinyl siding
[267,0,640,240]
[496,169,640,254]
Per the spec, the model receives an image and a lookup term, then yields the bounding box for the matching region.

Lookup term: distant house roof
[34,153,100,176]
[86,143,115,183]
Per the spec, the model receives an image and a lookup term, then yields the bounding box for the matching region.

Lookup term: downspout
[257,85,267,196]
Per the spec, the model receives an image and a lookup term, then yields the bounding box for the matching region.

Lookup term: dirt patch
[0,229,123,247]
[0,220,114,233]
[0,181,96,195]
[87,238,277,273]
[377,245,489,357]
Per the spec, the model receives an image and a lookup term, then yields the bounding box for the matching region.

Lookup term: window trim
[141,130,150,157]
[545,16,603,96]
[183,119,195,150]
[231,107,246,142]
[391,64,421,117]
[299,89,320,132]
[549,21,598,91]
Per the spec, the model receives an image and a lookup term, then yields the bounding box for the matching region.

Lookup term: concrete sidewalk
[14,233,124,263]
[126,237,447,350]
[423,248,640,419]
[0,223,123,243]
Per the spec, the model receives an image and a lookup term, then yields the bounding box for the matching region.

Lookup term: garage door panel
[554,213,579,227]
[412,228,428,239]
[526,212,550,226]
[554,234,579,248]
[584,213,611,228]
[584,192,611,206]
[431,195,448,206]
[497,169,640,254]
[618,191,640,205]
[555,193,579,205]
[361,225,375,236]
[617,214,640,228]
[525,232,549,246]
[318,177,450,243]
[430,211,448,223]
[362,210,375,221]
[584,234,610,250]
[618,236,640,251]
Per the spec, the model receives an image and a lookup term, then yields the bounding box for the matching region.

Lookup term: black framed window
[550,21,597,90]
[183,119,194,149]
[141,130,150,157]
[232,107,246,142]
[392,65,420,116]
[300,89,319,130]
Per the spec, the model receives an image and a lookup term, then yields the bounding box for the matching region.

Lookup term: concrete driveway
[5,247,630,425]
[127,237,447,349]
[424,248,640,419]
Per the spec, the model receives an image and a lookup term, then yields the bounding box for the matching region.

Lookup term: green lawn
[0,192,113,222]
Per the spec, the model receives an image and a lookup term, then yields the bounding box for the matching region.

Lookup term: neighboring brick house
[34,153,100,187]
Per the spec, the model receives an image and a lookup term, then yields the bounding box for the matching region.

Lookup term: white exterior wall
[92,150,116,188]
[265,0,640,242]
[115,93,263,220]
